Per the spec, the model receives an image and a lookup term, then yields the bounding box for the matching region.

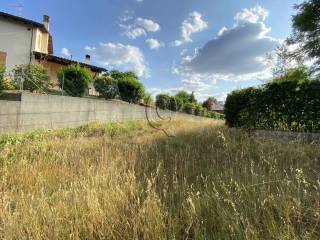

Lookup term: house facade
[0,12,106,95]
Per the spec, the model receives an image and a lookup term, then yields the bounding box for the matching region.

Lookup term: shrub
[225,67,320,131]
[13,64,50,92]
[0,65,15,91]
[183,102,195,115]
[0,65,4,80]
[168,96,183,112]
[117,76,145,103]
[143,92,153,106]
[209,111,225,119]
[156,94,170,109]
[194,104,203,116]
[94,76,118,100]
[58,64,92,97]
[0,76,16,91]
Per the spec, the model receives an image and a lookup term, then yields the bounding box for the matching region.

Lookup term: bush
[0,65,4,80]
[94,76,118,100]
[117,76,145,103]
[0,77,16,91]
[225,67,320,131]
[194,104,203,116]
[156,94,170,109]
[13,64,50,92]
[143,92,153,106]
[209,111,225,119]
[58,64,92,97]
[167,96,183,112]
[0,65,15,91]
[183,102,195,115]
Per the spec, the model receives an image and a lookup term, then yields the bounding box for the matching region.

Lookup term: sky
[0,0,304,101]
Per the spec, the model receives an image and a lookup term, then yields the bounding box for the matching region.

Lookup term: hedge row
[225,68,320,132]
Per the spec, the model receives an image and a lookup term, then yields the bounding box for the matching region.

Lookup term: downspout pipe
[29,27,34,65]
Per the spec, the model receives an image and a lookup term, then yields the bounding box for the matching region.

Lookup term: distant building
[211,102,224,114]
[0,12,106,95]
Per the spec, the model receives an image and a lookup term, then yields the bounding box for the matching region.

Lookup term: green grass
[0,119,319,239]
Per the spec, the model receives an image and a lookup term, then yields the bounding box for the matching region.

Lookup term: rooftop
[0,11,48,32]
[33,51,107,73]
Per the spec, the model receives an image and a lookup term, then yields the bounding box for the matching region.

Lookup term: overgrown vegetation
[225,67,320,131]
[94,70,146,104]
[156,91,224,119]
[93,75,119,100]
[117,74,145,104]
[0,65,15,91]
[0,120,319,239]
[288,0,320,73]
[57,64,92,97]
[12,64,50,92]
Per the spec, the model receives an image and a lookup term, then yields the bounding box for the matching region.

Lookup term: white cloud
[61,48,71,58]
[217,26,228,36]
[175,5,278,84]
[174,11,208,46]
[120,17,160,39]
[181,74,210,91]
[136,18,160,32]
[234,5,269,24]
[170,5,278,102]
[85,43,149,78]
[120,24,147,39]
[124,27,147,39]
[146,38,163,49]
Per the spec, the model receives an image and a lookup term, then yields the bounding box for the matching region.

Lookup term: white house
[0,12,106,94]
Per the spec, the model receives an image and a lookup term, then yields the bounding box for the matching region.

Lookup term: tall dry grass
[0,119,319,239]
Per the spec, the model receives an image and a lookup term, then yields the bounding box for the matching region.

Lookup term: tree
[175,91,197,104]
[189,91,197,103]
[202,97,218,111]
[117,75,145,103]
[272,44,296,77]
[288,0,320,72]
[175,91,191,104]
[94,76,118,100]
[183,102,195,115]
[194,104,203,116]
[58,64,92,97]
[13,64,50,92]
[168,96,183,111]
[155,94,171,109]
[108,70,125,80]
[143,92,154,106]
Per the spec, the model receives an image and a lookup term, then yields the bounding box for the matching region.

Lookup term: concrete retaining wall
[0,93,207,133]
[254,129,320,144]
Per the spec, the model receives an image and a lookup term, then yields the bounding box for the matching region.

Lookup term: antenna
[10,3,24,16]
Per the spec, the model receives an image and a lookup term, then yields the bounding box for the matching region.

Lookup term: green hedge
[225,68,320,132]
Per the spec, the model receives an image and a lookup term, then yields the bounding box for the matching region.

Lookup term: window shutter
[0,51,7,67]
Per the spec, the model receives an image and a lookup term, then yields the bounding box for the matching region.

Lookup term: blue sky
[1,0,303,101]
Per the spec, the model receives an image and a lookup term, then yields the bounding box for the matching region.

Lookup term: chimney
[43,15,50,31]
[85,54,91,64]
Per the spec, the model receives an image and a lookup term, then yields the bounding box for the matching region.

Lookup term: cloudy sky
[1,0,303,101]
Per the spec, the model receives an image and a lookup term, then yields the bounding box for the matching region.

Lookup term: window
[0,51,7,67]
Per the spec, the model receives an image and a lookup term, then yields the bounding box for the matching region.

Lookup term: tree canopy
[289,0,320,72]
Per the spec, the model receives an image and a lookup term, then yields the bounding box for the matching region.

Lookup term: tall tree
[202,97,218,111]
[288,0,320,72]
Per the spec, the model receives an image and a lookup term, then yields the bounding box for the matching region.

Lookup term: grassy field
[0,119,319,239]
